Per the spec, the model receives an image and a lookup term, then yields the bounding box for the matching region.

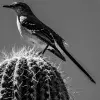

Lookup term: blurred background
[0,0,99,100]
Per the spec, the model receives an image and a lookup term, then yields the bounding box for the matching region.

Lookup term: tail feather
[60,42,96,84]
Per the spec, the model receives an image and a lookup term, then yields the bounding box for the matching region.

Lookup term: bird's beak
[3,5,14,9]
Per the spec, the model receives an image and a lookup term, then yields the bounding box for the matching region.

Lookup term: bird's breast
[17,16,22,37]
[16,17,47,49]
[25,32,47,50]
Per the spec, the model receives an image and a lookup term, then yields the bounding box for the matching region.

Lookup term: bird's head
[3,2,33,16]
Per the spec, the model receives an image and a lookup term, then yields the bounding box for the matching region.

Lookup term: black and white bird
[3,2,96,84]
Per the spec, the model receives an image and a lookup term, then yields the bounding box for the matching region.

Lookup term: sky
[0,0,100,100]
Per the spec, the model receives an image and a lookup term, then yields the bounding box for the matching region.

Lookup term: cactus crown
[0,46,80,100]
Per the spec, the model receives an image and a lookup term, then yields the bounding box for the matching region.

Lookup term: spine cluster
[0,46,72,100]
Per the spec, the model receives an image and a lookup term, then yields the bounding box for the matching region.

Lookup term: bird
[3,2,96,84]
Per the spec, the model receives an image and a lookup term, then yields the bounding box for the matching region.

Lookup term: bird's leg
[38,44,49,56]
[42,44,49,54]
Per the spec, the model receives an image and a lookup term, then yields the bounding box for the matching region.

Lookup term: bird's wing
[21,16,67,59]
[48,46,66,61]
[21,16,55,44]
[21,16,67,53]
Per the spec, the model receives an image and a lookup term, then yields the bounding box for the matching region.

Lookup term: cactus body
[0,46,70,100]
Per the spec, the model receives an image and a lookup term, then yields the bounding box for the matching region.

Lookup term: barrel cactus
[0,46,77,100]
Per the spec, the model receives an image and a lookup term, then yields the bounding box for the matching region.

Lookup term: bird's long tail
[60,41,96,84]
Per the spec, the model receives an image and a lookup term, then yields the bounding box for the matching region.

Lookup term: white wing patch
[19,16,27,22]
[20,16,35,25]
